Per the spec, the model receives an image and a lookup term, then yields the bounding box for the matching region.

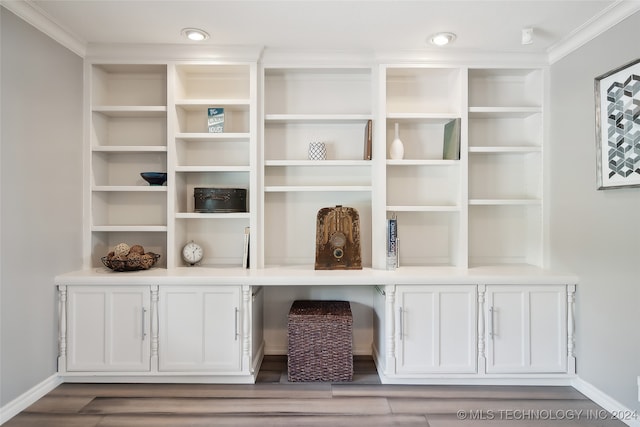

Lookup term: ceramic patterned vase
[308,142,327,160]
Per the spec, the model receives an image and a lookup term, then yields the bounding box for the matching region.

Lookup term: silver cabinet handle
[234,307,239,341]
[142,308,147,341]
[488,306,494,339]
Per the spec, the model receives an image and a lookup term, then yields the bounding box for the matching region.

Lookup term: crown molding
[85,43,263,63]
[1,0,86,57]
[260,48,376,68]
[374,48,549,68]
[259,47,550,68]
[547,0,640,64]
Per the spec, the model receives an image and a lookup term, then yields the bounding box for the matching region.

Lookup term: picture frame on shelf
[442,118,461,160]
[207,107,225,133]
[363,119,372,160]
[594,58,640,189]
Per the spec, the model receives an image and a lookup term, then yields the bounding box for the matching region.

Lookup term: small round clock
[182,241,203,266]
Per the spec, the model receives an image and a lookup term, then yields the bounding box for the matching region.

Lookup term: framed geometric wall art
[594,58,640,189]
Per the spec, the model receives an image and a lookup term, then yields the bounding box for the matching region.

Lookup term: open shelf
[91,64,167,107]
[84,61,546,271]
[387,210,462,267]
[386,67,462,115]
[468,204,542,267]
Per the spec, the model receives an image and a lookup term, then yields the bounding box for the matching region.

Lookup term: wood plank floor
[5,356,627,426]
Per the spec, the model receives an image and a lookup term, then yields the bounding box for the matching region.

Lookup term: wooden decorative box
[194,188,247,213]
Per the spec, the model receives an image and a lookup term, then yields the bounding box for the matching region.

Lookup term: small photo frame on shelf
[207,107,224,133]
[442,118,461,160]
[363,119,372,160]
[594,58,640,189]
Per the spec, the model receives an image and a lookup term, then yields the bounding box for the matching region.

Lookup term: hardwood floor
[5,356,626,426]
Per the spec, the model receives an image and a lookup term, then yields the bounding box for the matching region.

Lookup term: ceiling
[6,0,640,62]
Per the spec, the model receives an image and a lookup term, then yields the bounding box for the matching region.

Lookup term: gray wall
[549,12,640,412]
[1,8,83,406]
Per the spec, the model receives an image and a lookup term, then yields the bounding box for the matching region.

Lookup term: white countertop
[54,265,579,286]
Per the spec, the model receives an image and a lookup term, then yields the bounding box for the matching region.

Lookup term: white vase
[390,122,404,160]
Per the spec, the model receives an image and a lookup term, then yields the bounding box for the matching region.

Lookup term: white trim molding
[572,377,640,427]
[0,374,62,425]
[0,0,86,57]
[548,0,640,64]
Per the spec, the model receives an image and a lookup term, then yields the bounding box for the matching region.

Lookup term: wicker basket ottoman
[287,300,353,382]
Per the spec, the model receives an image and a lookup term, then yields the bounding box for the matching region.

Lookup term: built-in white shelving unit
[71,55,572,386]
[380,66,466,268]
[467,68,544,267]
[85,59,547,272]
[261,67,374,267]
[87,63,168,268]
[85,61,257,270]
[170,63,257,269]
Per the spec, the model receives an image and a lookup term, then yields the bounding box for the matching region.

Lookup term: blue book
[387,216,398,270]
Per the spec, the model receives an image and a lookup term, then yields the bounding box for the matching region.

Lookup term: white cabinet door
[486,285,567,373]
[396,285,476,374]
[159,286,242,372]
[66,286,150,372]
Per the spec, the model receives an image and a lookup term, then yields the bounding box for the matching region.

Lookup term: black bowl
[141,172,167,186]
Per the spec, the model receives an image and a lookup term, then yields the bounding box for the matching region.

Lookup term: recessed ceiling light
[181,28,210,41]
[429,32,456,47]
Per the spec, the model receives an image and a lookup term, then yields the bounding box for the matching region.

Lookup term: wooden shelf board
[92,146,167,153]
[386,113,459,121]
[175,212,250,219]
[265,160,372,167]
[264,185,372,192]
[175,166,250,173]
[91,225,167,232]
[92,106,167,117]
[175,99,251,110]
[469,146,541,153]
[92,186,167,192]
[264,114,371,123]
[468,107,541,118]
[175,133,250,141]
[387,159,459,166]
[469,199,541,206]
[387,205,460,212]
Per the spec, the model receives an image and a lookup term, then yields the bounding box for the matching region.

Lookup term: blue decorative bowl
[141,172,167,186]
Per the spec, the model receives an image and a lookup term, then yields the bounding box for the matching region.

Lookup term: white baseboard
[1,371,637,427]
[572,377,640,427]
[0,374,62,425]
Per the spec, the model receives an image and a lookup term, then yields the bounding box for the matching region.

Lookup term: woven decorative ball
[140,253,156,269]
[129,244,145,255]
[109,255,127,271]
[126,252,142,269]
[113,243,130,257]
